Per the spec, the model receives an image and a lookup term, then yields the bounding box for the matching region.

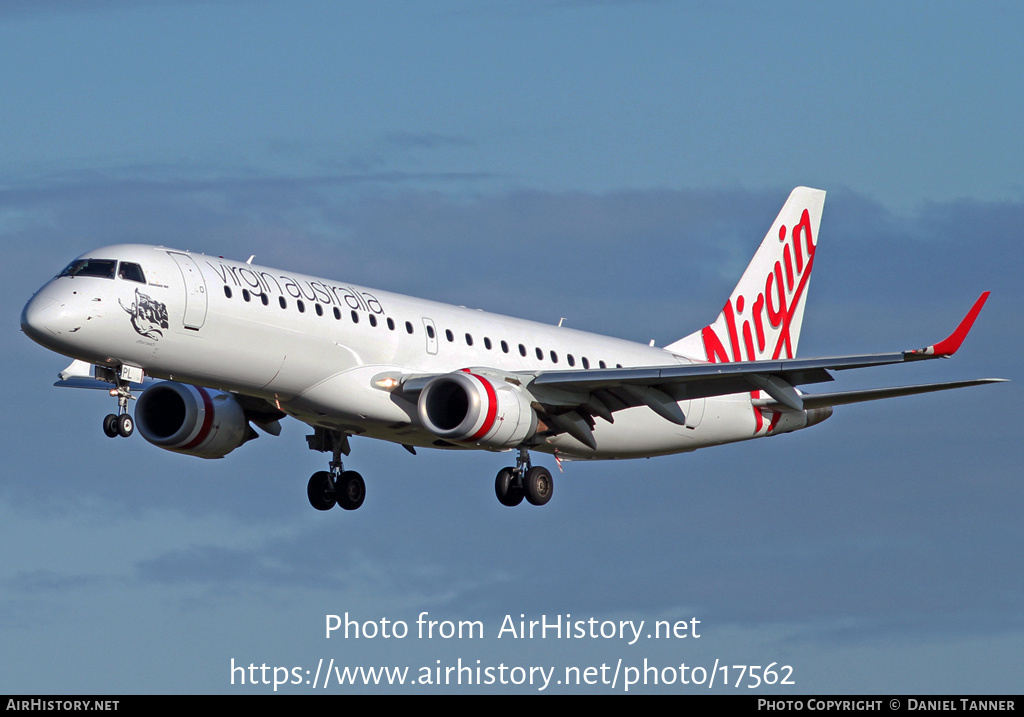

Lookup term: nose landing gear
[102,381,135,438]
[103,412,134,438]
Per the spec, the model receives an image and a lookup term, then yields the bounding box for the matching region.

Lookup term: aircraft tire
[103,414,119,438]
[307,471,336,511]
[337,471,365,511]
[117,413,134,438]
[524,466,553,506]
[495,467,524,507]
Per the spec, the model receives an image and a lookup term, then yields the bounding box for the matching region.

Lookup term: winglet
[909,292,990,358]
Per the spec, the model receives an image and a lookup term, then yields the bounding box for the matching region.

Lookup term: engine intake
[135,382,250,458]
[417,371,537,450]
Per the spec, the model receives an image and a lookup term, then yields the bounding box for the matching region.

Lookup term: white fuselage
[22,244,782,460]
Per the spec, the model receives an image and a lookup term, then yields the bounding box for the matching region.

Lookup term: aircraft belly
[284,366,418,427]
[261,347,356,399]
[542,395,757,459]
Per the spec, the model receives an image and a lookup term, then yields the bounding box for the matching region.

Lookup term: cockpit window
[58,258,117,279]
[118,261,146,283]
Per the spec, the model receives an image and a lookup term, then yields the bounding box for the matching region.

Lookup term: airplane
[20,187,1003,512]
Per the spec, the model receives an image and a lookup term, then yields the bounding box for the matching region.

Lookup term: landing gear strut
[495,448,553,507]
[102,381,134,438]
[306,428,364,512]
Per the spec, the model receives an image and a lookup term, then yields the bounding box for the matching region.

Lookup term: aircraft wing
[53,359,151,391]
[521,292,997,415]
[399,293,1002,446]
[52,359,285,434]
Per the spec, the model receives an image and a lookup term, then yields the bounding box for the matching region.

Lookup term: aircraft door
[422,317,438,355]
[168,252,208,330]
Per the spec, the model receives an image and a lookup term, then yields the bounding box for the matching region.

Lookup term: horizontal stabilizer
[755,378,1007,410]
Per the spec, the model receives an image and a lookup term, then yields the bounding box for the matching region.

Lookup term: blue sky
[2,1,1021,694]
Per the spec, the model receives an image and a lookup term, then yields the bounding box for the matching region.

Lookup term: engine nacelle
[135,381,250,458]
[417,371,537,450]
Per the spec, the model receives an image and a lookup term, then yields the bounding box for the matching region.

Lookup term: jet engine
[135,381,251,458]
[417,371,537,450]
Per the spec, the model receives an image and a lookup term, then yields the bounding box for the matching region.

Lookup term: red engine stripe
[467,373,498,441]
[182,386,215,450]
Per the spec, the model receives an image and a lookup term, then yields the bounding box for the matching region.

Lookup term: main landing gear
[306,428,365,512]
[102,381,134,438]
[307,469,365,512]
[304,431,552,512]
[495,448,553,508]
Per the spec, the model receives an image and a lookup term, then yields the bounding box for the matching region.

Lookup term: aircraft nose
[21,291,68,346]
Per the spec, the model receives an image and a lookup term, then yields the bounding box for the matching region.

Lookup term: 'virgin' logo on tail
[701,207,816,364]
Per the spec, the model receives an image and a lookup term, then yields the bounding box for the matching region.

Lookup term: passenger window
[118,262,146,283]
[369,314,377,326]
[484,337,492,350]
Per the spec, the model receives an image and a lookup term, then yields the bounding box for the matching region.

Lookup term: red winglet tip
[929,291,990,356]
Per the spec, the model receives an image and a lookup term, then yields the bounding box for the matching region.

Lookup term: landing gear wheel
[307,471,336,511]
[524,466,553,506]
[337,471,365,511]
[103,414,119,438]
[117,413,134,438]
[495,467,524,507]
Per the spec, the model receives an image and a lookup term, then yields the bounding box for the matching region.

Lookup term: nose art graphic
[120,288,169,339]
